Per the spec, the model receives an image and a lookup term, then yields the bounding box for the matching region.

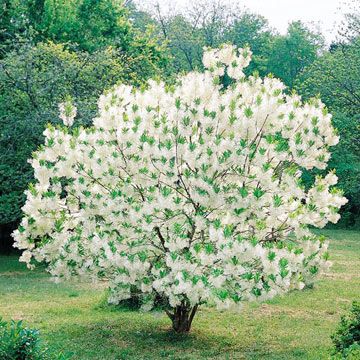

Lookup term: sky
[137,0,351,43]
[240,0,347,41]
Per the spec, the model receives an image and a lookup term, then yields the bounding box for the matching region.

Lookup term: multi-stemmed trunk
[165,303,199,333]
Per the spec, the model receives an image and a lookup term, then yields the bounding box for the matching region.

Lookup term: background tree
[296,37,360,225]
[135,1,323,84]
[142,0,248,72]
[223,12,273,76]
[0,0,32,57]
[0,43,122,226]
[337,0,360,45]
[0,0,170,253]
[266,21,324,88]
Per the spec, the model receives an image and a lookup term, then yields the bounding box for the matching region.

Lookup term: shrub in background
[0,317,70,359]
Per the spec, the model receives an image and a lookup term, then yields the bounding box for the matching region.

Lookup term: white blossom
[58,100,77,126]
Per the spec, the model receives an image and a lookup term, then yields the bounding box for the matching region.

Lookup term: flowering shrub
[13,45,347,332]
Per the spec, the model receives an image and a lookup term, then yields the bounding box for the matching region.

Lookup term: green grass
[1,230,359,359]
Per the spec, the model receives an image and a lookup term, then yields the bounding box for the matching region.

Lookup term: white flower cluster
[58,100,77,127]
[13,44,347,313]
[202,44,251,79]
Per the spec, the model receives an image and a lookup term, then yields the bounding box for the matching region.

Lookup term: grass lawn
[0,229,359,359]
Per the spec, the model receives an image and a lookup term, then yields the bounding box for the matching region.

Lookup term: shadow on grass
[46,304,244,359]
[46,316,317,359]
